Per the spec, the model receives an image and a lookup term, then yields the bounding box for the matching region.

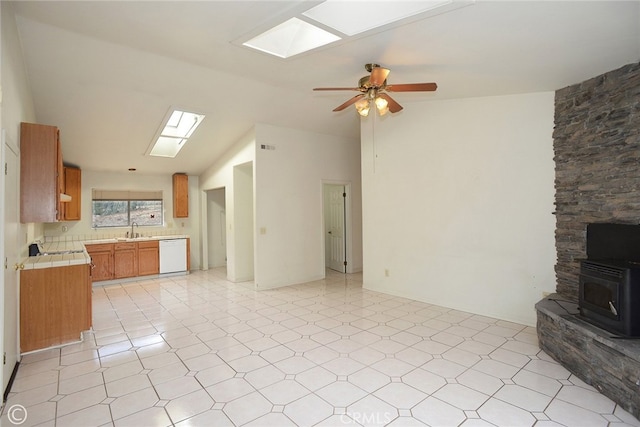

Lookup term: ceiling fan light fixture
[354,95,389,117]
[315,63,437,116]
[356,102,370,117]
[375,96,389,116]
[355,96,371,116]
[357,107,370,117]
[355,97,369,110]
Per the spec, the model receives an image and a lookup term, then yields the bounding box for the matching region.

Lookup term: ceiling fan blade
[369,67,390,86]
[333,94,365,112]
[386,82,438,92]
[379,93,403,113]
[314,87,361,91]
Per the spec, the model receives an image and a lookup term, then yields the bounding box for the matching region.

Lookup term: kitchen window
[92,189,163,228]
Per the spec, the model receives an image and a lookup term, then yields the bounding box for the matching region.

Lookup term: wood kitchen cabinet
[173,173,189,218]
[138,240,159,276]
[20,264,92,352]
[63,166,82,221]
[87,238,191,282]
[20,122,64,223]
[86,243,114,281]
[114,242,138,278]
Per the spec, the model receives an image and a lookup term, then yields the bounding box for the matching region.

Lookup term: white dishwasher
[159,238,187,274]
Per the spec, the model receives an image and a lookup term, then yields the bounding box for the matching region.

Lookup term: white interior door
[324,184,346,273]
[3,140,20,393]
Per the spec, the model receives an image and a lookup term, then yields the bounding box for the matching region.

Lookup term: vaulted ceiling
[8,1,640,175]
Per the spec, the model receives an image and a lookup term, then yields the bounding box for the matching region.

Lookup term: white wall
[43,170,202,270]
[233,162,254,282]
[2,2,40,256]
[199,128,256,281]
[2,1,38,393]
[361,92,556,326]
[199,124,361,289]
[253,124,362,289]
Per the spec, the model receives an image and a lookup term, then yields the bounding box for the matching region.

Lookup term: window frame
[91,190,164,228]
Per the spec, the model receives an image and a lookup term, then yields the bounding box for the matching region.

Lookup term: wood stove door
[579,273,620,320]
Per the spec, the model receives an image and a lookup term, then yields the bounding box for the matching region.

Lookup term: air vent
[581,262,625,279]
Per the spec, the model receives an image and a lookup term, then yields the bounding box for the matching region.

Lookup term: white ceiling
[9,1,640,176]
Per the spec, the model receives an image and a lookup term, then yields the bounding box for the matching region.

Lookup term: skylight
[302,0,455,36]
[239,0,470,59]
[149,110,205,158]
[243,17,341,59]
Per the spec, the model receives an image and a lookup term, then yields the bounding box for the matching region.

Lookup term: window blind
[92,189,163,201]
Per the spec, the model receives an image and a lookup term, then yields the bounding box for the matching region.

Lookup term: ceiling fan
[313,63,437,116]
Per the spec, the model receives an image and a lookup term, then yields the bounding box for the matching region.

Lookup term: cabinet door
[53,265,90,343]
[20,265,90,352]
[86,243,114,282]
[173,173,189,218]
[90,251,114,281]
[63,166,82,221]
[20,122,61,223]
[138,241,159,276]
[114,243,138,278]
[19,270,48,352]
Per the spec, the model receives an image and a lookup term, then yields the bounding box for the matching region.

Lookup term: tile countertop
[21,235,189,270]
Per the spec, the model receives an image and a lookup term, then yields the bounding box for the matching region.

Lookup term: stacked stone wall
[553,62,640,298]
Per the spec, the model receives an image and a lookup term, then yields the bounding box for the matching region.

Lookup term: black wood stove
[579,223,640,337]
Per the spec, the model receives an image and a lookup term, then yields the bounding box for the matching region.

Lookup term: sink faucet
[130,222,139,238]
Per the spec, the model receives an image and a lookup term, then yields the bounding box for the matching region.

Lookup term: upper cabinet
[63,166,82,221]
[20,122,64,223]
[173,173,189,218]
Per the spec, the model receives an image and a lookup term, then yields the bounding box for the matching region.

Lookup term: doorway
[323,183,347,273]
[206,188,227,268]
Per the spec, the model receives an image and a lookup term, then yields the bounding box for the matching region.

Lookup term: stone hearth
[536,296,640,419]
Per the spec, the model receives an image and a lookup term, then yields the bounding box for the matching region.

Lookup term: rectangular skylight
[303,0,454,36]
[243,17,341,58]
[149,110,205,158]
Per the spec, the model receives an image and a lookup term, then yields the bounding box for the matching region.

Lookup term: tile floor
[3,268,640,427]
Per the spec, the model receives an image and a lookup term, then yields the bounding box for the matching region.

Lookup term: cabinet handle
[14,263,24,271]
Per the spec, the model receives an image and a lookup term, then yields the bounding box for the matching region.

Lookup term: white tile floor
[3,268,640,427]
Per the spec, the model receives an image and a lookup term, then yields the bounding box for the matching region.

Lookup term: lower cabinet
[86,239,163,282]
[114,242,138,278]
[86,243,114,281]
[20,264,92,353]
[138,240,159,276]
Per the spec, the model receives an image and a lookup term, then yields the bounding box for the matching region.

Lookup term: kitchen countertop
[21,235,189,270]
